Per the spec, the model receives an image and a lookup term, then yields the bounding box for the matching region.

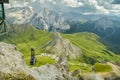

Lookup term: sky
[5,0,120,15]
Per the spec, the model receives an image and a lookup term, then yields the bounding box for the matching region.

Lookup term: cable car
[0,0,9,34]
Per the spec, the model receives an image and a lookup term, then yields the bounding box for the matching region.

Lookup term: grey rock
[0,42,68,80]
[42,32,82,59]
[0,42,36,79]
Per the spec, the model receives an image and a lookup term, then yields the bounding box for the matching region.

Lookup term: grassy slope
[62,32,120,72]
[62,32,120,63]
[0,25,55,67]
[0,25,120,72]
[93,63,112,72]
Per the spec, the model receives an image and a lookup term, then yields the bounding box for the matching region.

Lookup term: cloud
[112,0,120,4]
[60,0,84,7]
[5,0,120,15]
[76,0,109,14]
[7,0,35,7]
[79,0,120,15]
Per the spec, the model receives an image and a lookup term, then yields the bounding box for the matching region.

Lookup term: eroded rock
[42,32,82,59]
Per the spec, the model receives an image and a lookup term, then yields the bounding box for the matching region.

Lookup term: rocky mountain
[66,17,120,53]
[5,5,120,46]
[30,8,70,31]
[2,0,120,79]
[0,42,35,79]
[5,1,120,41]
[0,41,120,80]
[41,32,82,59]
[0,42,69,80]
[6,6,70,32]
[6,6,34,24]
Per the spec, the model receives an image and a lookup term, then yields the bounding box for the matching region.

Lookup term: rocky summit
[41,32,82,59]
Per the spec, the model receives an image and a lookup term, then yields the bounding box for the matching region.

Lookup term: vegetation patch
[93,63,112,72]
[1,25,120,69]
[0,71,35,80]
[0,25,54,67]
[61,32,120,64]
[69,61,92,72]
[26,56,56,67]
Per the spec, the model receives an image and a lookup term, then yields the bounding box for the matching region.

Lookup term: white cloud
[61,0,84,7]
[77,0,109,14]
[5,0,120,15]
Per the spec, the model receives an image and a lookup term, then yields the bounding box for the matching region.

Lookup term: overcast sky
[5,0,120,15]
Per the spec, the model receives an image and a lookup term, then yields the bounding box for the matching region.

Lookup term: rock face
[33,64,66,80]
[6,7,70,32]
[103,63,120,80]
[30,8,70,31]
[6,6,34,24]
[42,32,82,59]
[83,74,104,80]
[0,42,120,80]
[0,42,68,80]
[0,42,35,79]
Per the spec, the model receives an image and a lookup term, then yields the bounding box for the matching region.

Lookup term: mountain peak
[42,32,82,59]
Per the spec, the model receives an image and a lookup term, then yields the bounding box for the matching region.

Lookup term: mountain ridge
[1,25,120,66]
[1,26,120,79]
[41,32,82,59]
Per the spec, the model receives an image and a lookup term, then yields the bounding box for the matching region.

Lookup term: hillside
[66,18,120,54]
[6,4,120,56]
[41,32,82,59]
[0,25,120,72]
[62,32,120,64]
[0,42,70,80]
[0,24,55,67]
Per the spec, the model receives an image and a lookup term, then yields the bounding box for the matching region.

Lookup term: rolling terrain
[1,0,120,79]
[0,25,120,72]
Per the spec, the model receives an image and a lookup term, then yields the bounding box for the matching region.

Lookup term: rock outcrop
[103,63,120,80]
[0,42,120,80]
[0,42,35,79]
[42,32,82,59]
[0,42,68,80]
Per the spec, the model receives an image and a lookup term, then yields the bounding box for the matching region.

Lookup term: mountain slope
[6,7,70,32]
[0,42,71,80]
[0,41,120,80]
[6,6,34,24]
[62,32,120,64]
[0,25,120,68]
[41,32,82,59]
[0,24,55,66]
[66,17,120,54]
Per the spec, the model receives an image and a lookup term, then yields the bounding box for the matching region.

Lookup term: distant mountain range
[1,0,120,79]
[5,1,120,54]
[6,6,70,32]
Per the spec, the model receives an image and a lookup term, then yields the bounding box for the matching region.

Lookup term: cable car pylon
[0,0,9,35]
